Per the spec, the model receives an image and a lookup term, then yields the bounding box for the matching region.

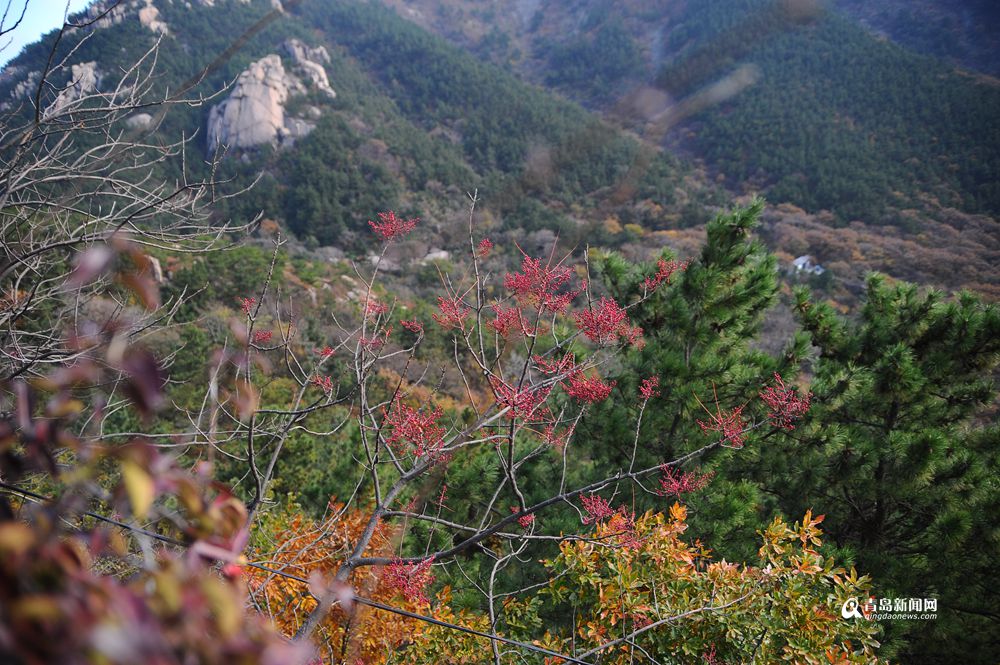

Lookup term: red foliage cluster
[581,494,616,524]
[606,509,641,550]
[476,238,493,257]
[574,297,642,347]
[657,466,715,498]
[639,376,661,401]
[487,304,533,337]
[400,319,424,335]
[490,378,551,420]
[504,255,579,313]
[542,423,574,450]
[317,345,335,359]
[253,330,272,344]
[581,495,640,548]
[383,398,446,458]
[368,211,418,242]
[759,373,811,430]
[432,296,471,330]
[359,327,392,354]
[311,375,333,393]
[510,507,536,529]
[365,299,388,319]
[239,296,255,316]
[642,258,688,292]
[697,404,747,449]
[564,372,616,404]
[533,353,577,377]
[383,557,435,606]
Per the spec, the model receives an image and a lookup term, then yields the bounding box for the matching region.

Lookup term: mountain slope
[834,0,1000,75]
[371,0,1000,301]
[0,0,723,253]
[380,0,1000,219]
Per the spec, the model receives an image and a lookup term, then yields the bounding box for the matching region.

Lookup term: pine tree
[765,276,1000,663]
[585,199,809,558]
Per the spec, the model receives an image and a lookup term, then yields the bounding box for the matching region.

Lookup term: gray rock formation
[283,39,336,99]
[86,1,130,29]
[207,44,335,151]
[126,113,154,130]
[207,55,292,149]
[47,62,101,117]
[86,0,249,33]
[137,0,169,34]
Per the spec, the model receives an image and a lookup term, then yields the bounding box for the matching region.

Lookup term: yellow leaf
[0,523,33,556]
[121,459,155,519]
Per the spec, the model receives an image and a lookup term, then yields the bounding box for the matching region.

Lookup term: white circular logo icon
[841,597,863,619]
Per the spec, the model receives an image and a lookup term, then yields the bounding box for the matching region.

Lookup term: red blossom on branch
[581,494,616,524]
[504,255,579,313]
[510,506,535,529]
[360,327,392,354]
[642,258,688,292]
[564,372,616,404]
[383,556,435,605]
[759,373,811,430]
[490,377,550,420]
[697,403,748,449]
[400,319,424,335]
[432,296,471,330]
[317,345,335,359]
[364,299,388,319]
[574,297,642,347]
[239,297,255,316]
[542,423,575,449]
[533,353,577,377]
[639,376,661,401]
[487,304,533,337]
[657,465,715,498]
[383,397,446,458]
[311,375,333,393]
[582,495,641,547]
[368,211,418,242]
[476,238,493,257]
[607,509,641,550]
[253,330,272,344]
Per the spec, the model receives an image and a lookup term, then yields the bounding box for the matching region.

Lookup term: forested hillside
[0,0,720,254]
[833,0,1000,75]
[1,1,998,664]
[378,0,1000,300]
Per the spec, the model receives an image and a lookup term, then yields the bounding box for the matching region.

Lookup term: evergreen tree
[586,199,809,558]
[765,277,1000,662]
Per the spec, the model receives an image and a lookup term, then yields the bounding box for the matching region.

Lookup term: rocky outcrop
[207,44,335,151]
[86,1,131,30]
[283,39,336,99]
[137,0,169,35]
[47,62,101,117]
[85,0,250,34]
[207,55,292,150]
[126,113,154,130]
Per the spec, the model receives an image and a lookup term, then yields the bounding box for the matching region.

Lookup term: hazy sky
[0,0,91,68]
